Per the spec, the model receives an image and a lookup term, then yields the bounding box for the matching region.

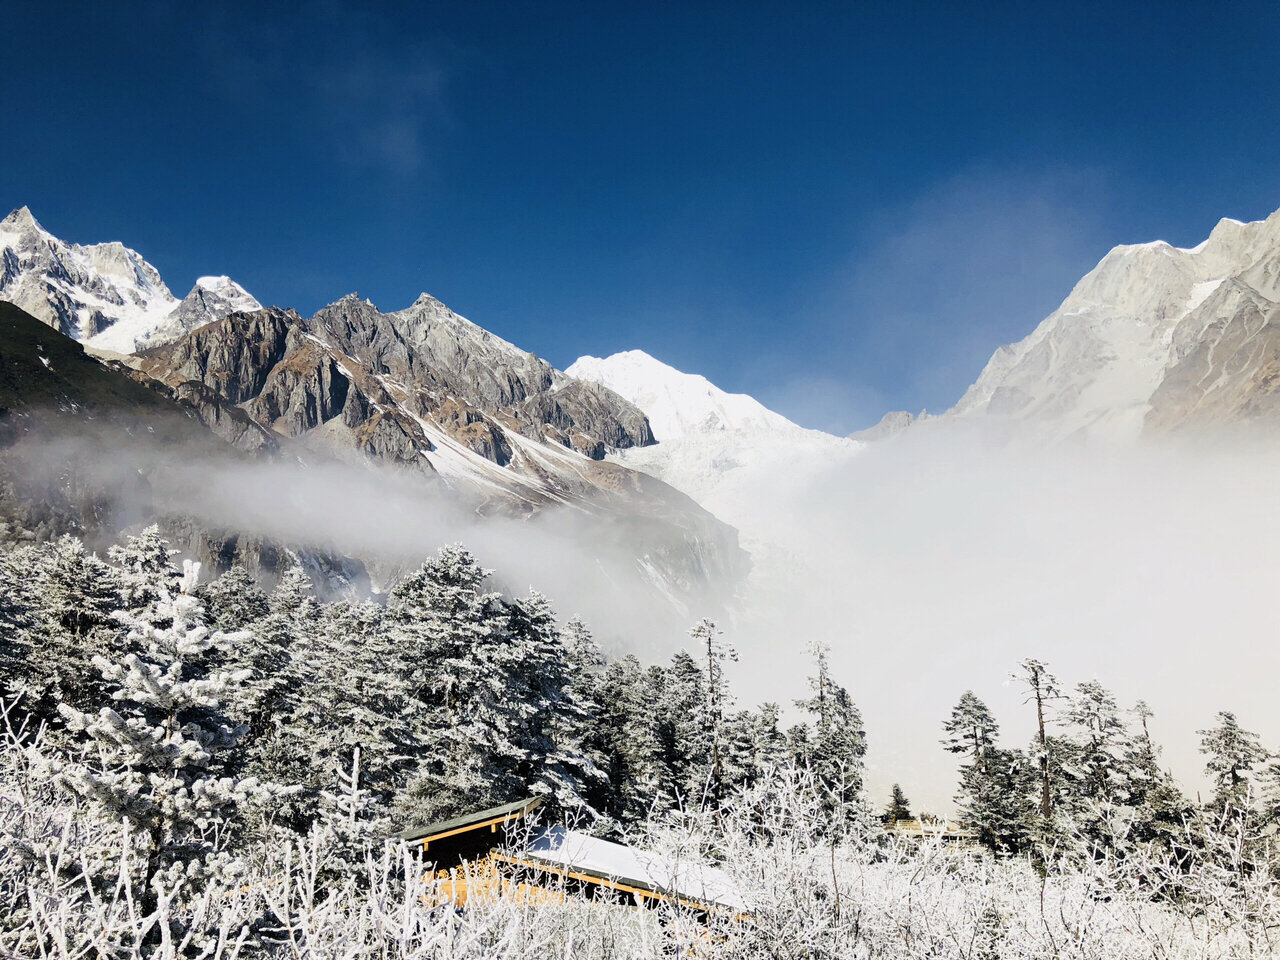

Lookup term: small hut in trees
[396,798,744,914]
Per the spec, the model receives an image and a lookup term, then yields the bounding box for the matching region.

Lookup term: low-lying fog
[716,420,1280,813]
[8,420,1279,814]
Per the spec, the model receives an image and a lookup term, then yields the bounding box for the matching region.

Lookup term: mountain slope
[950,208,1280,440]
[0,208,749,619]
[567,350,860,537]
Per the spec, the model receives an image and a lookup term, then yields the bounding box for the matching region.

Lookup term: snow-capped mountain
[567,350,859,538]
[567,350,797,440]
[949,208,1280,440]
[0,207,258,353]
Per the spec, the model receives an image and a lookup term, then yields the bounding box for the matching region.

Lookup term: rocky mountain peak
[1,205,44,235]
[949,204,1280,439]
[0,207,258,353]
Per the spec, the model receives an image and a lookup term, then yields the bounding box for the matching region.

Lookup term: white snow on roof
[521,827,746,911]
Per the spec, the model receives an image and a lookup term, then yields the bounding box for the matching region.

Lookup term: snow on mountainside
[567,349,860,539]
[0,207,259,352]
[950,207,1280,440]
[567,350,796,441]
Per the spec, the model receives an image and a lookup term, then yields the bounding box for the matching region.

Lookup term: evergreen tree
[505,592,606,815]
[561,616,612,809]
[199,564,269,630]
[691,618,736,805]
[942,691,999,763]
[1012,658,1062,822]
[751,701,793,778]
[959,747,1036,853]
[315,746,392,886]
[652,651,710,806]
[268,564,320,621]
[218,565,323,829]
[8,537,123,722]
[944,691,1030,851]
[265,599,418,830]
[883,784,912,824]
[108,524,180,611]
[597,654,663,822]
[0,545,41,694]
[1198,711,1268,816]
[794,643,867,827]
[391,546,528,824]
[53,561,269,907]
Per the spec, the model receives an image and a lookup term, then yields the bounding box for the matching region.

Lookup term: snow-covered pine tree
[750,701,793,780]
[1058,679,1145,845]
[691,618,737,806]
[1012,658,1062,824]
[7,537,123,723]
[391,545,526,825]
[794,643,867,830]
[1198,711,1268,817]
[883,784,912,824]
[315,746,392,886]
[1062,680,1136,805]
[561,616,614,811]
[220,566,320,830]
[268,563,320,621]
[652,651,710,807]
[108,524,180,612]
[505,592,606,817]
[943,691,1031,851]
[0,545,40,694]
[52,560,270,909]
[720,708,765,792]
[282,598,421,820]
[199,564,269,630]
[1123,700,1190,847]
[597,654,664,822]
[959,746,1036,853]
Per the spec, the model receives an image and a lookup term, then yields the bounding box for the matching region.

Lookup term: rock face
[140,295,662,494]
[161,276,262,348]
[0,207,258,352]
[311,294,654,455]
[950,208,1280,440]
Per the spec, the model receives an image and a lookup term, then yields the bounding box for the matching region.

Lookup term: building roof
[397,796,543,844]
[499,826,747,912]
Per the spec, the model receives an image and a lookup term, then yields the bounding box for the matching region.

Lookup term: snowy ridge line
[947,205,1280,441]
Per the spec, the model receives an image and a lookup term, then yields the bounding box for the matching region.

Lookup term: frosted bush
[4,721,1280,959]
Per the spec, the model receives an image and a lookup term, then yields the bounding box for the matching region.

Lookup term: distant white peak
[193,275,261,309]
[567,349,802,442]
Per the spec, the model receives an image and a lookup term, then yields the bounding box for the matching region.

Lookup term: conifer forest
[3,529,1280,958]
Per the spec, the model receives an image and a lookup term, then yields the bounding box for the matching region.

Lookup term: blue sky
[3,1,1279,432]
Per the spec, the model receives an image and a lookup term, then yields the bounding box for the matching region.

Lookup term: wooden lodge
[397,796,544,870]
[397,798,745,915]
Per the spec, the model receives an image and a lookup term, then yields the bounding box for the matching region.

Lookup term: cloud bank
[714,421,1280,811]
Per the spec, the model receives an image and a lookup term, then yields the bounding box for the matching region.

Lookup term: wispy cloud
[186,2,453,177]
[816,166,1115,421]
